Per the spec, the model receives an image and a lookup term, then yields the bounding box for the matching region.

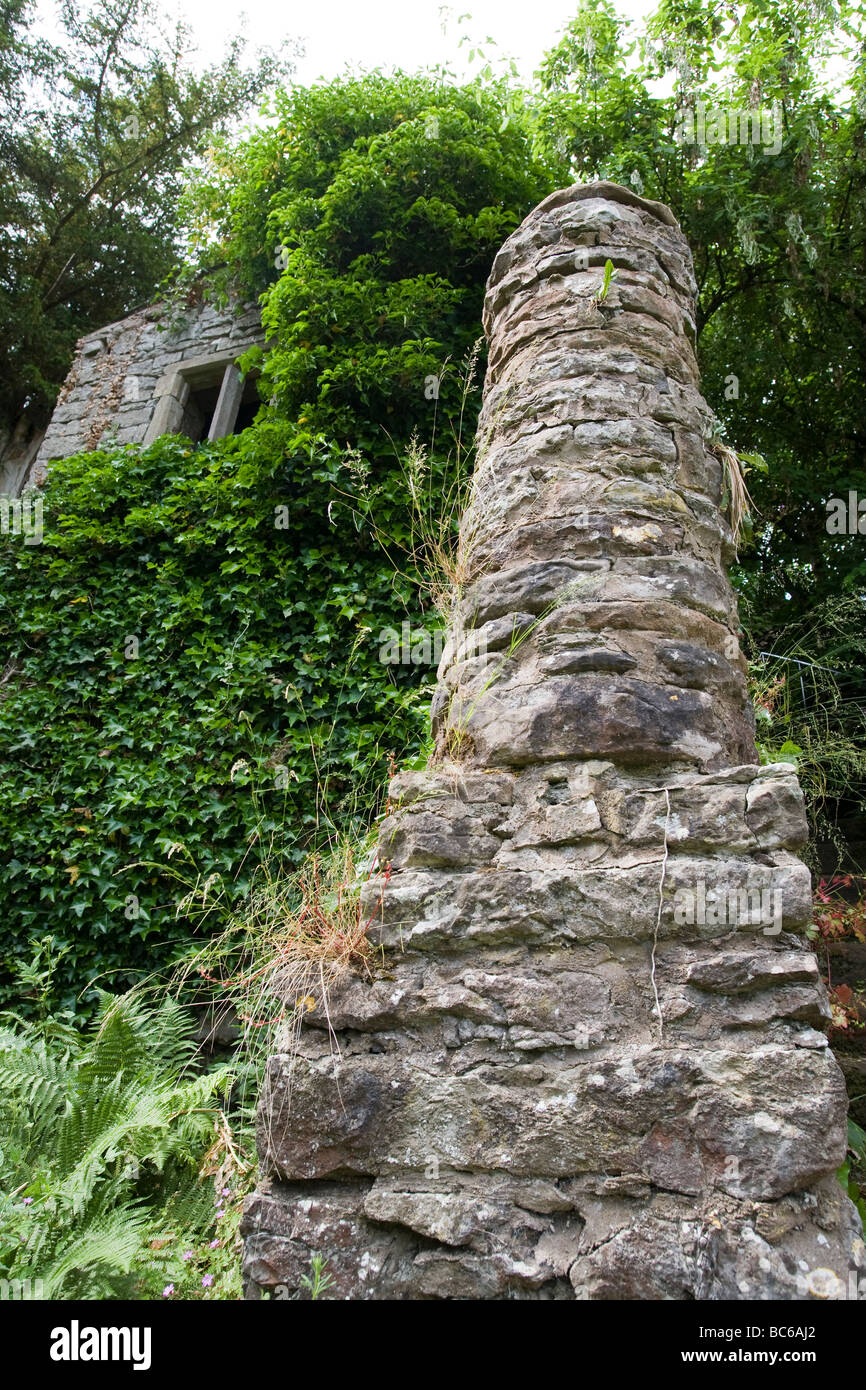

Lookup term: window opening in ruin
[233,380,261,434]
[183,383,221,441]
[182,364,261,444]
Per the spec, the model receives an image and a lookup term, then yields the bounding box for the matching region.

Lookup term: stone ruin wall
[3,296,262,494]
[243,181,864,1300]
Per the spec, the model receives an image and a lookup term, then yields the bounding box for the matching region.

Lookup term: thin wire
[650,787,671,1040]
[757,651,841,675]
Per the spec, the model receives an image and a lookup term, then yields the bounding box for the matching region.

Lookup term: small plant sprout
[300,1252,334,1300]
[594,259,617,304]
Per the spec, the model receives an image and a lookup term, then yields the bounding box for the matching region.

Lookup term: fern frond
[0,1035,73,1146]
[0,986,245,1299]
[60,1085,171,1212]
[36,1198,149,1299]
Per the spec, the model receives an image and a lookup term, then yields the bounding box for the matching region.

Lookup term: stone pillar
[208,363,244,441]
[142,379,189,444]
[243,182,864,1300]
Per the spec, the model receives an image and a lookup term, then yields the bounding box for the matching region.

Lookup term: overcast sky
[32,0,857,103]
[191,0,648,84]
[35,0,652,87]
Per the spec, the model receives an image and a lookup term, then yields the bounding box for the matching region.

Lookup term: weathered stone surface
[245,181,863,1300]
[30,296,262,480]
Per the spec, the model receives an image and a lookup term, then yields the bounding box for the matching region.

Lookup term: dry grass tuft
[711,439,757,550]
[172,839,385,1059]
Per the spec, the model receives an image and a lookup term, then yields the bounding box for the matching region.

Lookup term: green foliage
[300,1253,335,1300]
[747,594,866,866]
[594,258,618,303]
[181,71,554,461]
[3,5,864,1305]
[0,429,431,1009]
[0,987,238,1299]
[0,72,554,1010]
[839,1117,866,1223]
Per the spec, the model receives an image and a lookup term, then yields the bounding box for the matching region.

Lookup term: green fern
[0,988,237,1300]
